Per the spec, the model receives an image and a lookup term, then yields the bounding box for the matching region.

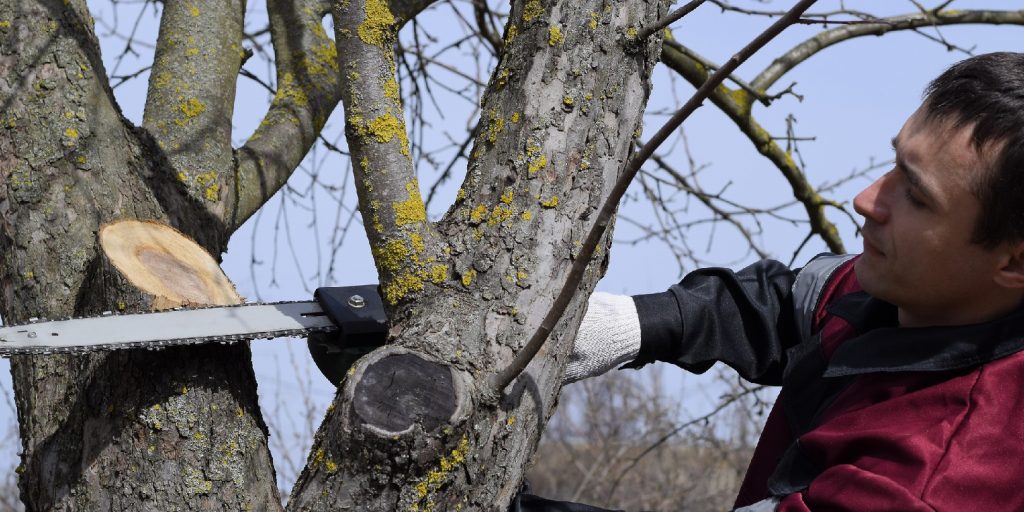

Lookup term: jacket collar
[822,291,1024,377]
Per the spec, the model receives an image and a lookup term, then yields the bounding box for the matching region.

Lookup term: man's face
[853,106,1009,327]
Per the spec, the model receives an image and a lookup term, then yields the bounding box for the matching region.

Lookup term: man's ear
[994,241,1024,289]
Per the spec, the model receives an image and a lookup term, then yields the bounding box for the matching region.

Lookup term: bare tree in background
[529,366,771,511]
[1,0,1023,510]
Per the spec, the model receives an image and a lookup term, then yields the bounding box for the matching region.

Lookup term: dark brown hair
[923,52,1024,248]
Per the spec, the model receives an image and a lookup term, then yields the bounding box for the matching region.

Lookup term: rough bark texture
[285,0,668,508]
[2,0,665,508]
[0,1,280,509]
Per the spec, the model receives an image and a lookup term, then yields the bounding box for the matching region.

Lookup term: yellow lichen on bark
[523,0,544,22]
[351,112,411,156]
[548,26,563,46]
[485,111,505,144]
[358,0,396,48]
[373,238,409,271]
[528,154,548,175]
[275,73,310,108]
[383,78,400,102]
[470,204,488,224]
[393,181,427,226]
[461,269,477,287]
[505,24,519,46]
[412,435,470,509]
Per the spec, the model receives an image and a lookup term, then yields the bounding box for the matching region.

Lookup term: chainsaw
[0,285,388,385]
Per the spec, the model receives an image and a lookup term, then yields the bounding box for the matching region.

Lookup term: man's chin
[854,257,884,297]
[856,258,897,301]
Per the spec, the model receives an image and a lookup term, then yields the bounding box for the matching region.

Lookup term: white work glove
[563,292,642,384]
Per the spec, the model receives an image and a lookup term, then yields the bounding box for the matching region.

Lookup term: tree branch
[639,0,708,40]
[228,0,440,232]
[143,0,246,217]
[646,155,769,259]
[228,0,341,231]
[752,9,1024,92]
[332,0,445,308]
[660,42,845,254]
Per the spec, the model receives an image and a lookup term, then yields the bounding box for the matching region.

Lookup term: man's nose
[853,172,890,223]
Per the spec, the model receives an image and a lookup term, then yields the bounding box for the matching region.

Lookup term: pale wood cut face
[99,220,242,308]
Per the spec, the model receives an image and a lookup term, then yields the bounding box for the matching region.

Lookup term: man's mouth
[862,234,884,257]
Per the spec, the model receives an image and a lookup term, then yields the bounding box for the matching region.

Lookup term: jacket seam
[807,256,855,335]
[917,366,984,504]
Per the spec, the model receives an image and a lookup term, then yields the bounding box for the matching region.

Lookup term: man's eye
[905,188,926,208]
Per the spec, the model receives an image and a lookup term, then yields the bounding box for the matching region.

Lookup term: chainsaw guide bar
[0,301,338,356]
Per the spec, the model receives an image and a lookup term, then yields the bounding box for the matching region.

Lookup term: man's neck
[898,294,1024,328]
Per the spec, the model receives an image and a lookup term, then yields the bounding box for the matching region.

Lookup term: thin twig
[639,0,708,40]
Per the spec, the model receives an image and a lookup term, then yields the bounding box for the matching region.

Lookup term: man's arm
[568,259,800,385]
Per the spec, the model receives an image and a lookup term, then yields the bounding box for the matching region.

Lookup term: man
[528,52,1024,510]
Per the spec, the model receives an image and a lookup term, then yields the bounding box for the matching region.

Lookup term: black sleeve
[625,259,799,386]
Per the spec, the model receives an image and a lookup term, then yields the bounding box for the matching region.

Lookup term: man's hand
[563,292,642,383]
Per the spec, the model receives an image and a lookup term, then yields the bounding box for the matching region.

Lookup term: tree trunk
[0,1,280,509]
[286,0,668,507]
[1,0,666,508]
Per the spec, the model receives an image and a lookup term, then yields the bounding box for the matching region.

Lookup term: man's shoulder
[791,253,860,338]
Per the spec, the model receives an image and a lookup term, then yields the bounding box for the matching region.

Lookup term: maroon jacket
[630,254,1024,511]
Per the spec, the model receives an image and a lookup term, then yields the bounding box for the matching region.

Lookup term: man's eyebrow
[890,136,936,202]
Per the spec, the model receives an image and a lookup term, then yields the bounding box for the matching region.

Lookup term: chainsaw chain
[0,301,337,357]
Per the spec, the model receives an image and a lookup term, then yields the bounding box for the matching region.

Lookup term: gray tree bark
[0,0,282,510]
[286,0,667,507]
[0,0,664,509]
